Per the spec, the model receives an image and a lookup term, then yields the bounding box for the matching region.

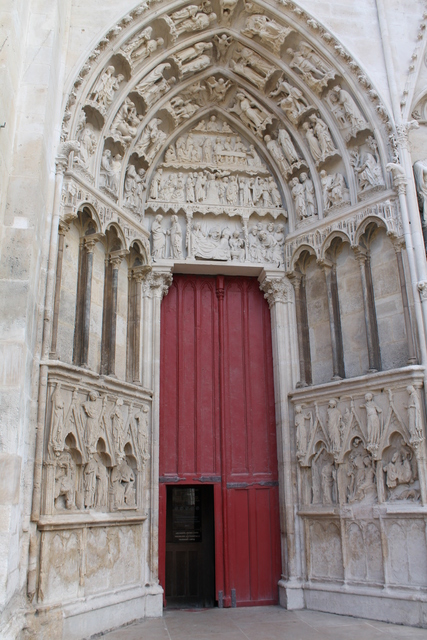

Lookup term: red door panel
[159,275,281,606]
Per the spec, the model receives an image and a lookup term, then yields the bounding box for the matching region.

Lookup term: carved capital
[147,269,173,300]
[132,265,151,283]
[109,249,129,270]
[352,246,368,265]
[84,237,98,254]
[395,121,419,150]
[259,273,293,308]
[58,221,70,236]
[56,141,80,174]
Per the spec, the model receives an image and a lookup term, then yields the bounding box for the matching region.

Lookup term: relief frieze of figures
[46,378,150,515]
[293,382,425,508]
[150,213,285,266]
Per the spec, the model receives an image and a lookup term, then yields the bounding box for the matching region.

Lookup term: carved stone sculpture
[277,128,300,166]
[120,26,164,67]
[347,439,376,503]
[205,76,231,103]
[54,451,76,510]
[230,91,273,137]
[303,115,339,165]
[111,459,136,508]
[383,442,419,501]
[75,115,97,171]
[320,170,350,212]
[111,97,143,145]
[405,385,424,444]
[165,3,216,40]
[300,172,317,218]
[111,397,126,461]
[99,150,122,196]
[290,176,307,221]
[219,0,239,22]
[133,405,150,464]
[50,383,65,454]
[327,85,369,141]
[295,404,311,460]
[361,393,382,456]
[87,65,124,113]
[191,223,231,261]
[95,459,109,508]
[264,134,290,176]
[271,77,311,124]
[327,399,342,455]
[84,453,98,508]
[151,214,166,259]
[242,14,293,54]
[135,118,167,163]
[350,140,384,193]
[287,42,336,94]
[168,215,184,259]
[164,95,199,126]
[134,63,176,107]
[124,165,146,213]
[230,46,276,90]
[413,158,427,226]
[214,33,233,60]
[82,391,102,455]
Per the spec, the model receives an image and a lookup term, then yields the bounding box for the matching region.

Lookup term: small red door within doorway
[159,275,281,607]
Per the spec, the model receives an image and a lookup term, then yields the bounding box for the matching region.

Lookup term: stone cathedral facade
[3,1,427,638]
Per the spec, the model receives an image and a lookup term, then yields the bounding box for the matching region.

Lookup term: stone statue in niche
[229,91,273,137]
[312,446,336,505]
[133,405,150,465]
[327,399,342,455]
[242,13,294,54]
[54,451,76,510]
[290,176,307,221]
[111,458,136,509]
[230,46,276,91]
[298,172,317,219]
[75,113,97,172]
[110,97,143,145]
[151,214,167,259]
[135,118,167,163]
[205,76,232,103]
[120,26,164,67]
[302,115,339,165]
[124,165,146,213]
[277,128,300,166]
[327,85,369,141]
[350,138,384,193]
[264,134,290,176]
[82,391,102,455]
[111,397,126,461]
[172,42,213,74]
[168,215,184,259]
[214,33,233,60]
[165,2,216,41]
[360,393,382,457]
[95,459,109,508]
[134,63,176,108]
[383,440,420,501]
[319,170,350,212]
[287,42,336,94]
[164,95,199,126]
[50,383,65,454]
[84,453,98,509]
[346,438,376,504]
[87,65,124,114]
[405,385,424,445]
[295,404,312,460]
[99,150,122,196]
[270,77,312,124]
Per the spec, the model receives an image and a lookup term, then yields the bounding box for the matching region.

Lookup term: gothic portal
[3,1,427,639]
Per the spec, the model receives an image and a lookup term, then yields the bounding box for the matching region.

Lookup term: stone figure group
[350,139,384,192]
[120,26,164,66]
[87,65,124,113]
[270,76,312,124]
[383,443,419,501]
[134,63,176,107]
[320,170,350,211]
[264,130,300,177]
[290,172,317,221]
[287,42,336,93]
[123,165,146,212]
[230,91,273,137]
[149,168,282,209]
[111,97,143,145]
[247,222,285,265]
[230,46,276,90]
[165,2,216,40]
[242,12,293,54]
[302,114,339,165]
[100,150,122,195]
[152,214,184,260]
[327,85,368,140]
[347,439,376,504]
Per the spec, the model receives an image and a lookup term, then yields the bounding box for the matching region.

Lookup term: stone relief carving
[205,76,232,103]
[213,33,233,60]
[242,12,294,54]
[172,41,213,77]
[320,170,350,212]
[302,114,340,165]
[134,117,167,162]
[86,65,124,115]
[290,172,317,222]
[124,165,146,215]
[47,379,151,515]
[293,379,425,507]
[229,90,273,137]
[100,149,122,197]
[110,97,143,146]
[134,63,176,108]
[350,138,385,195]
[219,0,239,23]
[230,46,277,90]
[287,42,336,94]
[164,2,216,41]
[74,112,97,177]
[119,26,164,68]
[326,85,370,141]
[270,76,313,124]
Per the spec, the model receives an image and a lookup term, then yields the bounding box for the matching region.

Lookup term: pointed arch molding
[61,0,399,259]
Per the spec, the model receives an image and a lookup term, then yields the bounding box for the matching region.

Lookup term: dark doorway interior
[165,485,215,608]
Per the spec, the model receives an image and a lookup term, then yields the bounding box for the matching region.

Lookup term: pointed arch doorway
[159,274,281,608]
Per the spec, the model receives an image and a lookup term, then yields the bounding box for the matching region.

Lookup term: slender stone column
[81,237,96,367]
[392,239,417,364]
[288,272,311,386]
[354,248,381,372]
[144,267,173,586]
[108,254,123,376]
[127,266,150,384]
[320,260,345,380]
[50,221,70,358]
[259,270,303,610]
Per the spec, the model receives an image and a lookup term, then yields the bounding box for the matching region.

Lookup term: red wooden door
[159,275,281,607]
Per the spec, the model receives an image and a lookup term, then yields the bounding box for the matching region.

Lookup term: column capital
[144,267,173,300]
[58,220,70,236]
[352,245,368,264]
[109,249,129,270]
[259,270,293,308]
[317,257,334,272]
[287,271,303,290]
[131,265,151,283]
